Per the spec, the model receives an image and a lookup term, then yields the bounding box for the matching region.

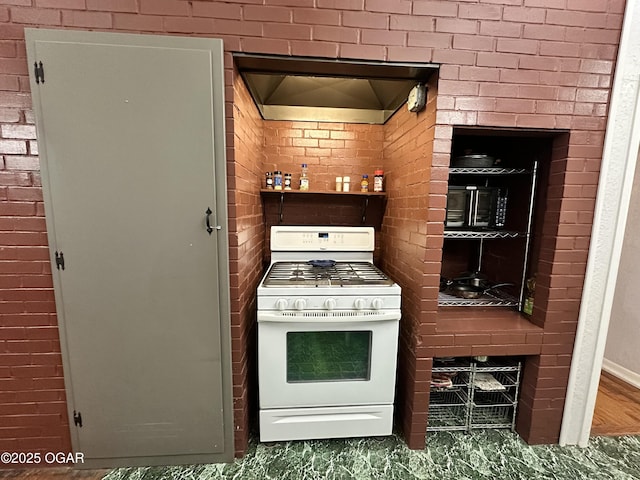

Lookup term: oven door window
[286,331,372,382]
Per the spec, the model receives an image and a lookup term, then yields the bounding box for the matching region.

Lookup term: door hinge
[55,251,65,270]
[73,410,82,428]
[34,61,45,84]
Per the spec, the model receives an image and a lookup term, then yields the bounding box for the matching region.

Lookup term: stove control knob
[371,298,384,310]
[294,298,307,311]
[324,298,337,311]
[275,298,288,311]
[354,298,366,310]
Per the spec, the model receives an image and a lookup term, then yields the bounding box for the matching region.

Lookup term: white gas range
[257,226,401,442]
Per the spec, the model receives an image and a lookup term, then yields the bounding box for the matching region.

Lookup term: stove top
[262,261,395,287]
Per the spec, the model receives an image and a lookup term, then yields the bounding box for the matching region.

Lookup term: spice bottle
[265,172,274,190]
[335,176,343,192]
[284,173,292,190]
[343,176,351,192]
[374,169,384,192]
[360,174,369,192]
[299,164,309,191]
[273,170,283,190]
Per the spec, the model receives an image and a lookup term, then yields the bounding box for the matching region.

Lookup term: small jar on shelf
[360,174,369,192]
[373,169,384,192]
[273,171,283,191]
[299,164,309,191]
[342,176,351,192]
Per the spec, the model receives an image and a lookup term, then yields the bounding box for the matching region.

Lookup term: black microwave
[445,186,507,229]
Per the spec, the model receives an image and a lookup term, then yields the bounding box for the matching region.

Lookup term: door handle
[205,207,213,235]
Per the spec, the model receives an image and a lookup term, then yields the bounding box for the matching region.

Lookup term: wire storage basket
[428,404,469,431]
[427,357,522,433]
[470,404,515,429]
[428,359,472,432]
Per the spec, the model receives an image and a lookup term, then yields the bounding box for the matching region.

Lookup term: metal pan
[440,272,488,290]
[308,259,336,268]
[451,154,495,168]
[450,282,514,299]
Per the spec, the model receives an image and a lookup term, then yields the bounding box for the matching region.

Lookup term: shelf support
[518,160,538,310]
[361,196,369,224]
[278,192,284,224]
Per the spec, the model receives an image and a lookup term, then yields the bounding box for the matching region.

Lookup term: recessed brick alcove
[414,128,578,447]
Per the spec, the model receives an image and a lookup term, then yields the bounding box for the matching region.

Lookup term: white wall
[603,148,640,388]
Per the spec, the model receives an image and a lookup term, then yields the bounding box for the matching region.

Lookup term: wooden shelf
[260,189,386,224]
[260,189,386,197]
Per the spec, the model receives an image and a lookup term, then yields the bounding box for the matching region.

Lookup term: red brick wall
[0,0,626,459]
[263,121,384,192]
[380,74,437,447]
[1,105,71,453]
[228,66,265,454]
[516,132,581,443]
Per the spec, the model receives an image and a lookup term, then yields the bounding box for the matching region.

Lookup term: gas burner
[342,276,362,282]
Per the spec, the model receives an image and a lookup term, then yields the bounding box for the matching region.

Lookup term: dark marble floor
[102,430,640,480]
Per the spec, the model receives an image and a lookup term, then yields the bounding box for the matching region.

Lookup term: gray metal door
[26,30,232,462]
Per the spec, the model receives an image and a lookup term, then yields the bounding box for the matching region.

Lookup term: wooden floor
[0,372,638,479]
[591,371,640,437]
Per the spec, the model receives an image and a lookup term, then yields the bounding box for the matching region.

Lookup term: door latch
[205,208,222,234]
[34,61,45,84]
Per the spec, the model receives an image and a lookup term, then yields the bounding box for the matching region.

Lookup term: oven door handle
[468,188,478,226]
[257,311,401,323]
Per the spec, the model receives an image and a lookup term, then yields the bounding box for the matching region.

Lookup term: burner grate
[263,261,394,287]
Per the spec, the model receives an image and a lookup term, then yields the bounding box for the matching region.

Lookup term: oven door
[471,187,498,227]
[445,186,471,228]
[258,314,400,409]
